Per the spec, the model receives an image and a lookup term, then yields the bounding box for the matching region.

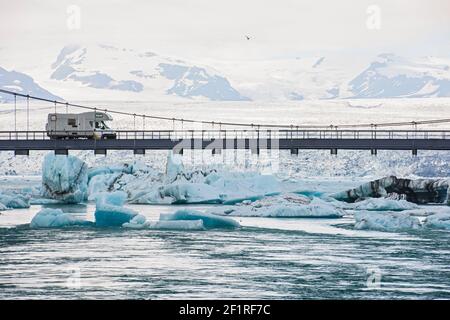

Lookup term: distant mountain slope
[348,53,450,98]
[50,44,249,101]
[0,67,62,103]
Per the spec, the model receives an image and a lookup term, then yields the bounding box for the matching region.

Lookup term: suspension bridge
[1,88,450,156]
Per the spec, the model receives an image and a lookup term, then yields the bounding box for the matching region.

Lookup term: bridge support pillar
[134,149,145,155]
[412,149,418,156]
[94,149,107,156]
[290,148,298,155]
[371,149,377,156]
[14,150,29,156]
[54,149,68,156]
[330,148,338,155]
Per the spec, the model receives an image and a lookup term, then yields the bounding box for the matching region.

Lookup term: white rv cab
[46,111,116,139]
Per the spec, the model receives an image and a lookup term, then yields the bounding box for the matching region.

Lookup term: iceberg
[87,153,281,205]
[94,191,138,227]
[352,198,419,211]
[332,176,449,205]
[162,183,222,204]
[209,194,345,218]
[30,208,92,228]
[166,153,185,183]
[423,213,450,230]
[0,192,30,209]
[41,153,88,204]
[160,209,240,229]
[354,211,421,232]
[123,215,205,230]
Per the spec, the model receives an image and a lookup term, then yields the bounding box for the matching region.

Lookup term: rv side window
[68,119,77,127]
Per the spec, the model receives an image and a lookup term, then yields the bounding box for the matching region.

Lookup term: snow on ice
[41,153,88,204]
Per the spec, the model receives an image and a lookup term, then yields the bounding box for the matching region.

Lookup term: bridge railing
[0,130,449,140]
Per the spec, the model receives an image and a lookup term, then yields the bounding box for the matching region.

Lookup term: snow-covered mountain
[348,53,450,98]
[0,67,62,103]
[216,53,450,100]
[3,45,450,102]
[50,44,249,101]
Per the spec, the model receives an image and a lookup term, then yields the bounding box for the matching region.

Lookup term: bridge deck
[0,130,450,152]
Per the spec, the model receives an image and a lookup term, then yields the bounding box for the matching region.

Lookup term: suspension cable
[1,88,450,130]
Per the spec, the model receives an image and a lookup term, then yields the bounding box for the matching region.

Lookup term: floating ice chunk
[29,198,62,205]
[30,208,92,228]
[333,176,449,205]
[163,183,222,204]
[352,198,419,211]
[94,191,138,227]
[209,173,281,205]
[160,209,240,229]
[41,153,88,204]
[0,192,30,209]
[423,213,450,230]
[210,194,345,218]
[123,214,205,230]
[354,211,421,232]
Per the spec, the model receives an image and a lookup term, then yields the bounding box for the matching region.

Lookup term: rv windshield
[95,121,110,130]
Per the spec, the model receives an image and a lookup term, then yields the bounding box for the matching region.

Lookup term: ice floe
[351,198,419,211]
[160,209,240,229]
[354,211,421,232]
[123,214,205,230]
[94,191,138,227]
[423,213,450,230]
[41,153,88,204]
[208,194,345,218]
[0,192,30,209]
[30,208,92,228]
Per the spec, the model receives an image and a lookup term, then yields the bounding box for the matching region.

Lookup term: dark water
[1,204,450,299]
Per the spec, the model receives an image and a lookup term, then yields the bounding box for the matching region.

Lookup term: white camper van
[46,111,116,139]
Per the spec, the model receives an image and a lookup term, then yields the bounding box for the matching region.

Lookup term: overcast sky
[1,0,450,61]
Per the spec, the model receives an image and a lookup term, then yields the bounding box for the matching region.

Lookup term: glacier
[94,191,138,227]
[41,153,88,204]
[30,208,92,228]
[208,194,345,218]
[354,211,421,232]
